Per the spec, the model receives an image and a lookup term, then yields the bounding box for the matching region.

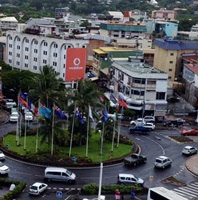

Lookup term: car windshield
[155,159,162,163]
[0,162,4,167]
[66,169,72,175]
[30,186,38,190]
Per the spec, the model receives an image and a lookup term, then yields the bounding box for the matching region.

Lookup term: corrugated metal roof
[0,17,18,22]
[185,63,198,75]
[153,38,198,50]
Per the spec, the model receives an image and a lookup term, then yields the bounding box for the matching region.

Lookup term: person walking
[115,189,121,200]
[131,188,135,199]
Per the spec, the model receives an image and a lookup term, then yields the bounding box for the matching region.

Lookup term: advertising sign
[65,48,86,82]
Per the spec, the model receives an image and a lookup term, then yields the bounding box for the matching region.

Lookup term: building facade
[109,58,168,117]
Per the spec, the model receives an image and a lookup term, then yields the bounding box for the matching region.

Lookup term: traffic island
[161,176,186,186]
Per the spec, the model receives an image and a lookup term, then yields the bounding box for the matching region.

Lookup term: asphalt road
[1,122,198,200]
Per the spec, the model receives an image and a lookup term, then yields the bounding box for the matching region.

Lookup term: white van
[117,173,144,185]
[44,167,76,183]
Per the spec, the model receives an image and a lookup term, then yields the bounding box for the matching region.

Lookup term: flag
[54,105,67,120]
[20,92,28,100]
[39,105,51,118]
[75,108,85,124]
[89,105,94,122]
[19,97,28,108]
[118,96,127,109]
[103,108,108,123]
[28,100,38,115]
[110,93,117,104]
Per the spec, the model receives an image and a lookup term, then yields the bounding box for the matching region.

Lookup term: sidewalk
[186,155,198,178]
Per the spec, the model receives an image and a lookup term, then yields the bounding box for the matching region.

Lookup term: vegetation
[0,178,26,200]
[81,183,147,195]
[168,136,194,143]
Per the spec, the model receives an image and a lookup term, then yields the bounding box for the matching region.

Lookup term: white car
[144,116,155,123]
[29,182,48,195]
[182,146,197,155]
[0,151,5,160]
[143,123,155,130]
[9,112,19,122]
[25,112,33,121]
[154,156,172,169]
[130,118,145,125]
[0,161,10,174]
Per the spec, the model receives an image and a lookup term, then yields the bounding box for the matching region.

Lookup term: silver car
[182,146,197,155]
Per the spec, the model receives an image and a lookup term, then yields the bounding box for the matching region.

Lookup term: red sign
[65,48,86,82]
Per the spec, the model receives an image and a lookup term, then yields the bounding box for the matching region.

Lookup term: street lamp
[195,110,198,125]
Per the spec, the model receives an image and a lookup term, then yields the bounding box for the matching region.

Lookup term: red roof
[185,63,198,75]
[124,10,130,18]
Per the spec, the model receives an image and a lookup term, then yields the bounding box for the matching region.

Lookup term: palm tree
[67,79,104,146]
[29,65,68,154]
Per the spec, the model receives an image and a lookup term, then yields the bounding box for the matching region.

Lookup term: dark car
[129,125,151,134]
[164,119,185,127]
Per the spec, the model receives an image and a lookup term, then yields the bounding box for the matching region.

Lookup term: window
[24,63,28,68]
[63,64,65,68]
[134,78,145,84]
[82,45,85,48]
[33,66,37,70]
[25,47,29,51]
[9,59,12,63]
[17,53,20,58]
[53,61,57,66]
[16,61,20,65]
[168,76,172,79]
[44,42,48,46]
[17,37,20,42]
[54,43,58,48]
[17,45,20,49]
[156,92,165,100]
[9,52,12,56]
[25,39,29,43]
[43,59,47,64]
[34,49,38,53]
[33,57,37,62]
[25,55,28,59]
[43,51,47,55]
[169,61,173,64]
[64,45,67,49]
[53,53,57,57]
[63,73,65,77]
[147,80,156,85]
[170,53,174,56]
[9,36,12,40]
[34,40,38,45]
[9,44,12,48]
[64,55,66,59]
[169,69,172,71]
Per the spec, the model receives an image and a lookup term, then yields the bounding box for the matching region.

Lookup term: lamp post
[196,110,198,125]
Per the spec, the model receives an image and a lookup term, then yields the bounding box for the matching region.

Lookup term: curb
[185,155,198,178]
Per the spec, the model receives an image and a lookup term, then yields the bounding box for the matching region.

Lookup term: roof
[124,10,130,18]
[108,11,123,18]
[93,49,107,54]
[184,63,198,75]
[0,17,18,22]
[153,38,198,50]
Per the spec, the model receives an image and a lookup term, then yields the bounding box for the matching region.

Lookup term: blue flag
[39,105,51,118]
[54,105,67,120]
[75,109,85,124]
[20,92,28,100]
[103,108,108,123]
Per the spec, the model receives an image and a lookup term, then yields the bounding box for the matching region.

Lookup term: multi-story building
[55,8,69,19]
[109,58,168,117]
[0,17,18,34]
[153,37,198,83]
[151,9,177,20]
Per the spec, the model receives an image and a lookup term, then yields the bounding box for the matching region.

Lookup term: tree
[67,79,103,146]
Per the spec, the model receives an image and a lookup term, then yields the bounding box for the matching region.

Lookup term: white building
[6,30,89,84]
[110,57,168,117]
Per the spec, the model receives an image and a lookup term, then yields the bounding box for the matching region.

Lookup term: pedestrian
[121,194,125,200]
[131,188,135,198]
[115,189,121,200]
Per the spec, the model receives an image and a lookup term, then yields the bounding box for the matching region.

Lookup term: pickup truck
[129,125,151,134]
[124,153,147,166]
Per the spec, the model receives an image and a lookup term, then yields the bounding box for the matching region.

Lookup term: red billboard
[65,48,86,82]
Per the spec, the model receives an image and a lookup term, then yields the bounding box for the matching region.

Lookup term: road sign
[149,176,154,182]
[56,191,62,198]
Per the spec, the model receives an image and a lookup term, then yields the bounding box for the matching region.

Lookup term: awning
[93,49,106,54]
[89,77,98,81]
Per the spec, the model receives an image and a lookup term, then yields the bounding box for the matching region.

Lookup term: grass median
[2,132,133,163]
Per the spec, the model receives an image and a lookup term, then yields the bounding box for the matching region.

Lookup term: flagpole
[51,102,55,155]
[24,118,26,150]
[111,113,116,152]
[16,90,20,146]
[98,121,104,200]
[36,117,39,153]
[117,106,123,147]
[86,104,90,157]
[69,104,75,157]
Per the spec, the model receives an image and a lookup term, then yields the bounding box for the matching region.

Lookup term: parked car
[181,129,198,136]
[154,156,172,169]
[123,153,147,166]
[0,150,5,160]
[130,118,145,125]
[144,116,155,123]
[25,112,33,121]
[129,125,151,134]
[117,173,144,186]
[9,112,19,122]
[29,182,48,195]
[142,123,155,130]
[164,119,185,127]
[182,146,197,155]
[0,162,10,174]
